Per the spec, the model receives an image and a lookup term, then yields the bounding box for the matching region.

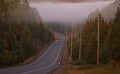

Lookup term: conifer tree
[110,5,120,61]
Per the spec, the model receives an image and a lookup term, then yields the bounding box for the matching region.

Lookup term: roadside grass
[64,47,120,74]
[66,60,120,74]
[85,63,120,74]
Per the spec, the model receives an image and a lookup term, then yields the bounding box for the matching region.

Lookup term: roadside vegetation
[0,0,54,66]
[65,4,120,74]
[44,3,120,74]
[67,63,120,74]
[66,4,120,64]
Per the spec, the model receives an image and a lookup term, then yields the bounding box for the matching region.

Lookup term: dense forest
[67,4,120,65]
[0,0,53,66]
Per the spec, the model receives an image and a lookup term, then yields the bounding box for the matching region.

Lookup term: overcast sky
[30,0,113,2]
[30,0,114,23]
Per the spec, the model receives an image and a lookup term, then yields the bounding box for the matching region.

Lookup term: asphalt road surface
[0,33,65,74]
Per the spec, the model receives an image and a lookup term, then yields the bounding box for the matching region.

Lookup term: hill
[0,0,53,66]
[88,0,120,21]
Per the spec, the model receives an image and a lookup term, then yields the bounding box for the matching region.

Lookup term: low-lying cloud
[30,0,114,23]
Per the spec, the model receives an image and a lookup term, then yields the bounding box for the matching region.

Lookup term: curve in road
[0,33,65,74]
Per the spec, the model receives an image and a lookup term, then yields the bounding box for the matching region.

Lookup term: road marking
[0,42,56,71]
[21,38,65,74]
[29,42,56,65]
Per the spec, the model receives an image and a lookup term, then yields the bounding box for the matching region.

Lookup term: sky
[30,0,114,23]
[30,0,113,2]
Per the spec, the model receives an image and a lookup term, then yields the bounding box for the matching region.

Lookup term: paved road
[0,33,65,74]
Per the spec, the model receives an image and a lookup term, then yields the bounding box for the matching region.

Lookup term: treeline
[67,5,120,64]
[0,0,53,66]
[45,22,69,34]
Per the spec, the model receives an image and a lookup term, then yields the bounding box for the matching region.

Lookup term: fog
[30,0,114,23]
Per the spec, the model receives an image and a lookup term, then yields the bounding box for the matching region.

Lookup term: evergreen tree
[0,0,53,65]
[114,5,120,24]
[110,5,120,61]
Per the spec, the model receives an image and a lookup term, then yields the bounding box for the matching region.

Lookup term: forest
[66,4,120,65]
[0,0,53,66]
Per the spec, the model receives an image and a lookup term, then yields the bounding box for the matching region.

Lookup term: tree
[114,5,120,24]
[110,5,120,61]
[0,0,54,65]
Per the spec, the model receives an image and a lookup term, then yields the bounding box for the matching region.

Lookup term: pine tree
[114,5,120,24]
[110,5,120,61]
[0,0,54,65]
[81,18,97,64]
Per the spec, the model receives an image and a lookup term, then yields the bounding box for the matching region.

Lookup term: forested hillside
[67,4,120,64]
[88,0,120,21]
[0,0,53,66]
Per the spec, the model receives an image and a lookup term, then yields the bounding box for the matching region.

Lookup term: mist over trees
[88,0,120,21]
[0,0,53,66]
[66,4,120,64]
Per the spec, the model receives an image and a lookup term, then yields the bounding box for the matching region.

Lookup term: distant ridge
[88,0,120,21]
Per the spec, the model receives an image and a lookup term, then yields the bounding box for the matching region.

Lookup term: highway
[0,33,65,74]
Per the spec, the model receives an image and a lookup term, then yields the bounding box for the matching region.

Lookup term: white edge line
[21,38,65,74]
[0,42,56,71]
[29,42,56,65]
